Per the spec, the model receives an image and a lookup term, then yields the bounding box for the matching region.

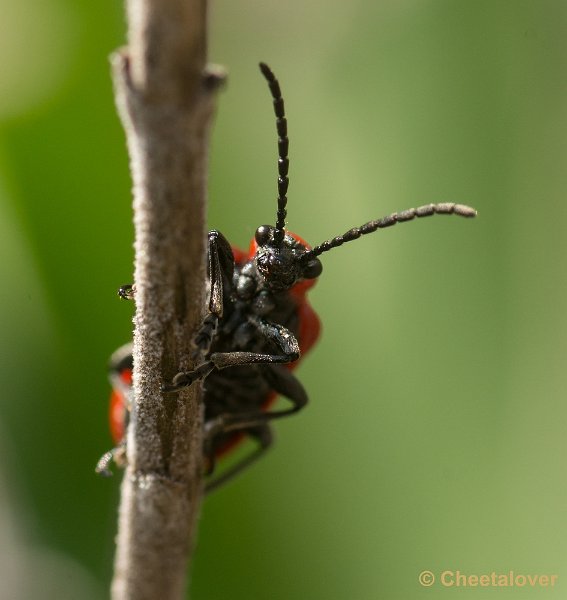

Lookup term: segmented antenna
[301,203,477,261]
[259,62,289,244]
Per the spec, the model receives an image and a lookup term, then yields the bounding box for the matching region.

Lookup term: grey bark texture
[110,0,223,598]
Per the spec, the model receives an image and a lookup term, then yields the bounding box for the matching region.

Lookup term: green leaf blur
[1,1,566,598]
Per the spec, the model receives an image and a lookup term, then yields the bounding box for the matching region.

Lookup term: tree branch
[110,1,222,598]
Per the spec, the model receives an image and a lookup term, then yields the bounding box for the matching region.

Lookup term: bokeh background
[1,1,566,598]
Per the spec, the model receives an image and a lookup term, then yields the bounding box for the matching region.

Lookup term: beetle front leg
[191,230,235,358]
[164,319,300,392]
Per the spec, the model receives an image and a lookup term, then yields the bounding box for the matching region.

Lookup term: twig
[110,0,223,598]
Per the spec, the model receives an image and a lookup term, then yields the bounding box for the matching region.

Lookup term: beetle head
[253,225,322,291]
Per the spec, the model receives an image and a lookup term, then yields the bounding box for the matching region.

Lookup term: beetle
[97,62,476,491]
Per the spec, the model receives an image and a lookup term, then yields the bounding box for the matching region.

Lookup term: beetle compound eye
[255,225,273,247]
[302,258,323,279]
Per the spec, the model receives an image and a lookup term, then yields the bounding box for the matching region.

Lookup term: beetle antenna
[301,203,477,261]
[259,62,289,244]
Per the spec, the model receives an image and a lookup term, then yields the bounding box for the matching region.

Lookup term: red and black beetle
[97,63,476,491]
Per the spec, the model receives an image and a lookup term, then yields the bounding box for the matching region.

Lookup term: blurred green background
[1,0,566,598]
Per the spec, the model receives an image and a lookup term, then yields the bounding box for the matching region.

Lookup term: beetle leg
[202,365,308,490]
[95,441,127,477]
[191,230,235,358]
[204,425,273,493]
[263,363,309,416]
[117,284,136,300]
[164,319,300,392]
[208,364,308,431]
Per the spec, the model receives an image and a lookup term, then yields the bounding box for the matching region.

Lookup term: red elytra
[109,369,131,444]
[109,237,321,460]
